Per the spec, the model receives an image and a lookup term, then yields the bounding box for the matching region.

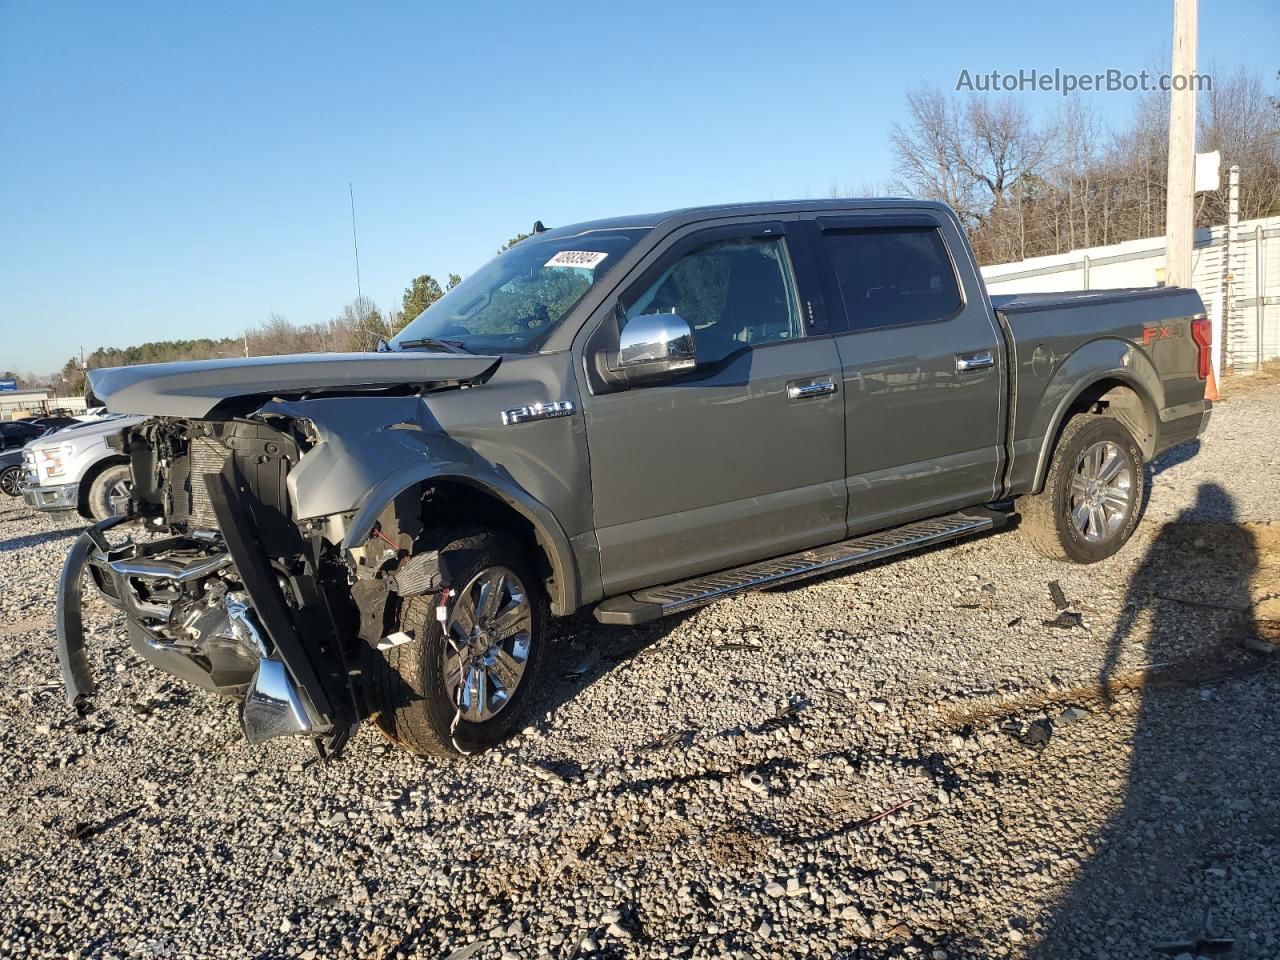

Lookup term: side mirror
[612,313,696,384]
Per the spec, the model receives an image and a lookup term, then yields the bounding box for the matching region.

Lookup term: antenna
[348,183,364,306]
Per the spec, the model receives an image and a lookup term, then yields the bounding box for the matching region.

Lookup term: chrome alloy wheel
[0,467,21,497]
[1068,440,1134,544]
[443,565,533,722]
[107,478,133,515]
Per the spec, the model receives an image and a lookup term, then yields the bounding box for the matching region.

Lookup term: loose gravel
[1,381,1278,960]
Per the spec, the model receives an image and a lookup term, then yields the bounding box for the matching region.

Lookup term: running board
[594,509,1007,625]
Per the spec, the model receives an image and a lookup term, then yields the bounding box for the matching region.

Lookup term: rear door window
[821,227,962,330]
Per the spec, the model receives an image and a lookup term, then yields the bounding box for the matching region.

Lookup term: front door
[580,221,847,595]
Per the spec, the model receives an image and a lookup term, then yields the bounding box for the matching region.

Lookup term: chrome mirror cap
[618,313,696,370]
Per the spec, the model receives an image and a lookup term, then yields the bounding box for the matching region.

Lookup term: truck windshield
[392,229,647,354]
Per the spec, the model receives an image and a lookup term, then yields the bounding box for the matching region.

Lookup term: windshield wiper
[395,337,471,355]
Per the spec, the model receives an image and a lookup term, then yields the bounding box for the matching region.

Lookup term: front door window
[624,237,802,364]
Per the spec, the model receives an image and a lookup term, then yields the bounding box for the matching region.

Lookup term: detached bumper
[55,512,338,750]
[56,516,128,707]
[22,481,78,512]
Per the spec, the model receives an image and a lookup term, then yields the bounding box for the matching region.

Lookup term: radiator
[168,437,227,531]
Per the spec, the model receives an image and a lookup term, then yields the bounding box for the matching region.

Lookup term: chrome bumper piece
[241,658,324,744]
[227,593,324,744]
[22,481,78,512]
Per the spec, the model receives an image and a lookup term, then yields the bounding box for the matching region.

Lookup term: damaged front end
[57,414,360,756]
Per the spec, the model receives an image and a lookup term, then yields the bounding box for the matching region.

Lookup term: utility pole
[349,183,364,314]
[1164,0,1198,289]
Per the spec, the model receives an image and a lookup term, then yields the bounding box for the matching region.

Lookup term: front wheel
[85,464,133,521]
[364,529,547,758]
[1019,414,1145,563]
[0,466,23,498]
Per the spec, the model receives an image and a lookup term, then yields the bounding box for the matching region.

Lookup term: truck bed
[992,285,1208,497]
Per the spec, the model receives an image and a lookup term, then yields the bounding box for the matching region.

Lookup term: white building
[0,389,86,419]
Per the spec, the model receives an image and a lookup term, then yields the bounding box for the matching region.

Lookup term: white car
[21,415,145,520]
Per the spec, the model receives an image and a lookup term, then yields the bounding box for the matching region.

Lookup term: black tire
[364,529,547,758]
[0,466,22,498]
[85,464,133,521]
[1020,414,1145,563]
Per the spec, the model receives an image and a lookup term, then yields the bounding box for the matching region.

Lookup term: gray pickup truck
[59,199,1211,760]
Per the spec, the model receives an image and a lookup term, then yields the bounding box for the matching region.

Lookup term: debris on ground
[1237,633,1277,655]
[564,648,599,678]
[1003,718,1054,751]
[757,703,801,732]
[1042,611,1084,629]
[740,770,768,795]
[1057,706,1088,725]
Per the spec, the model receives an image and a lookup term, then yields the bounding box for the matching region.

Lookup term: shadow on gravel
[0,524,87,553]
[1032,483,1280,956]
[1149,437,1201,477]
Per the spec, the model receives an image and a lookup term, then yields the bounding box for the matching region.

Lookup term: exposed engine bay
[62,414,365,756]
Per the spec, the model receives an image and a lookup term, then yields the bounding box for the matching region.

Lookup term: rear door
[578,220,847,595]
[806,211,1006,534]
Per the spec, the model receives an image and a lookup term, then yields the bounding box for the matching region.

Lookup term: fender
[264,396,582,615]
[343,460,581,615]
[1024,337,1163,493]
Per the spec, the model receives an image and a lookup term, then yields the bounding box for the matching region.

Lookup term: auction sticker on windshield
[545,250,609,270]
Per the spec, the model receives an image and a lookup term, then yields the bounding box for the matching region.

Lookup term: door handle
[955,350,995,373]
[786,376,838,400]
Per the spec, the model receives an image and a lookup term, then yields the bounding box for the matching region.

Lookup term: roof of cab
[538,197,950,239]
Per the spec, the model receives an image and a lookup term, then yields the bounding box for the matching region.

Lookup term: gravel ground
[1,381,1278,960]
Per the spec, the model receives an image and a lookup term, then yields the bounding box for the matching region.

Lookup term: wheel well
[1037,379,1156,492]
[76,455,130,518]
[368,479,561,611]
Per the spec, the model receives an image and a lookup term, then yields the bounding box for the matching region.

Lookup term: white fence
[981,214,1280,373]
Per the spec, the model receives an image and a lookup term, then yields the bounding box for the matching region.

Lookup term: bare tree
[890,88,981,222]
[892,87,1050,261]
[889,68,1279,266]
[1198,67,1280,224]
[959,96,1049,209]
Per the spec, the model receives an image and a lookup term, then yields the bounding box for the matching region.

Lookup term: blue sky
[1,0,1276,374]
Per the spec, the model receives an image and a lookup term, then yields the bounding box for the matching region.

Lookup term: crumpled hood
[87,351,501,418]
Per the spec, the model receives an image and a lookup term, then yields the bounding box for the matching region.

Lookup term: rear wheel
[1020,414,1144,563]
[0,466,22,498]
[365,529,547,758]
[86,464,133,520]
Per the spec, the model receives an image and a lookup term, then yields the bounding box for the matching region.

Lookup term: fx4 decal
[1142,325,1179,345]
